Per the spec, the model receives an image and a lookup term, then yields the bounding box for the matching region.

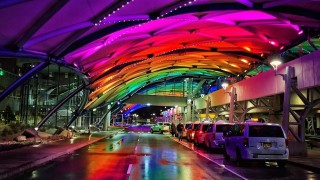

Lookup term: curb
[0,132,117,180]
[169,135,320,174]
[287,160,320,173]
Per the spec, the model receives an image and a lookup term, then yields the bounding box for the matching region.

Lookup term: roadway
[9,131,320,180]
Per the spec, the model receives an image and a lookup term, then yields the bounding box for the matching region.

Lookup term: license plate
[263,143,271,148]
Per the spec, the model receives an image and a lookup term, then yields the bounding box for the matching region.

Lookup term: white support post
[229,87,236,123]
[206,96,211,121]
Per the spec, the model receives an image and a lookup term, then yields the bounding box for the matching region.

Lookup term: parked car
[224,120,289,167]
[204,120,233,151]
[150,122,170,134]
[183,122,192,138]
[186,121,201,142]
[163,122,171,132]
[194,121,213,146]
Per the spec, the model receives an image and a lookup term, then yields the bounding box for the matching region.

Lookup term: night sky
[132,105,173,119]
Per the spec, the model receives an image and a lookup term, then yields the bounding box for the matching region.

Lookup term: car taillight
[285,139,288,147]
[243,138,249,147]
[199,131,203,135]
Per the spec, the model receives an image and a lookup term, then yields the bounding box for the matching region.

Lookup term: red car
[194,122,213,146]
[186,121,201,142]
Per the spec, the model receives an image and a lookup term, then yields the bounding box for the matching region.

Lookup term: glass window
[249,125,284,137]
[216,124,233,133]
[206,124,213,132]
[231,124,244,136]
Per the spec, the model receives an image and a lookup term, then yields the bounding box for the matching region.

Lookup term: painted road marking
[170,136,248,180]
[127,164,133,174]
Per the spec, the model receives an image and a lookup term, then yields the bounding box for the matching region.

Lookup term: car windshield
[249,125,284,137]
[216,124,233,133]
[194,124,200,130]
[202,124,210,131]
[185,124,192,129]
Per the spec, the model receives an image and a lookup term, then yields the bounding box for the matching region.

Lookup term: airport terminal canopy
[0,0,320,110]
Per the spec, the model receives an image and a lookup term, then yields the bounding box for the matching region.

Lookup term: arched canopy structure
[0,0,320,111]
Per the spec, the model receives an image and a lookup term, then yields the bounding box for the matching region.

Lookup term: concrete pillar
[77,116,82,127]
[187,100,191,122]
[103,105,111,131]
[205,96,211,120]
[191,100,195,122]
[121,114,124,126]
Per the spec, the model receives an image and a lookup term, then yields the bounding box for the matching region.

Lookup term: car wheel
[277,161,287,167]
[223,149,230,160]
[208,142,215,153]
[236,149,242,166]
[194,138,198,146]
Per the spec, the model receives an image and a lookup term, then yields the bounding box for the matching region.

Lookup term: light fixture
[221,82,229,90]
[221,81,237,101]
[270,59,283,77]
[34,127,39,131]
[270,59,282,70]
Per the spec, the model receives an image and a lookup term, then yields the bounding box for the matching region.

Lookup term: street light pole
[222,82,236,123]
[270,59,294,134]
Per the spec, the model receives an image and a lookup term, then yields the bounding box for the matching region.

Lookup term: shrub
[1,127,9,136]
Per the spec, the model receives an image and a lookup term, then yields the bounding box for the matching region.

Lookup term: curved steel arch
[58,21,147,58]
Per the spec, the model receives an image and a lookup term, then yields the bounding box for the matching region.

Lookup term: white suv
[224,121,289,167]
[204,120,233,151]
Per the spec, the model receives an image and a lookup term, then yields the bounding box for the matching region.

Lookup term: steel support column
[66,87,89,127]
[36,84,84,128]
[282,66,294,134]
[228,87,236,123]
[97,104,116,128]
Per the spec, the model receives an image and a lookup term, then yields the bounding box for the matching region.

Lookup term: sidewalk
[288,148,320,172]
[0,131,119,180]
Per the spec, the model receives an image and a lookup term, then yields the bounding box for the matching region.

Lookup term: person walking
[176,121,184,141]
[171,122,176,137]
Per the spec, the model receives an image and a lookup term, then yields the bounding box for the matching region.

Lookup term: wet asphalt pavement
[9,131,320,180]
